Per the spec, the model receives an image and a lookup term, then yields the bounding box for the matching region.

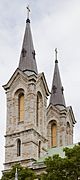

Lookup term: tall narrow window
[17,139,21,156]
[18,93,24,122]
[51,123,57,147]
[36,92,43,126]
[38,141,41,158]
[66,122,70,145]
[36,95,39,126]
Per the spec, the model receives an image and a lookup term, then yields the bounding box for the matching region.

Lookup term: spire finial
[26,5,30,23]
[55,48,58,63]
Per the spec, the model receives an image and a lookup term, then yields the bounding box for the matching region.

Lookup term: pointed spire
[49,49,66,107]
[15,168,18,180]
[18,7,38,75]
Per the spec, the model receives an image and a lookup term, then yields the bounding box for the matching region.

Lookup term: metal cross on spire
[55,48,58,63]
[26,5,30,20]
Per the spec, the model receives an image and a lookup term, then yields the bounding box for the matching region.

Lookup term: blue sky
[0,0,80,177]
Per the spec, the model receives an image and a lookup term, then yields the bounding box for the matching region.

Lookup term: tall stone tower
[47,49,76,148]
[3,11,76,171]
[3,13,49,171]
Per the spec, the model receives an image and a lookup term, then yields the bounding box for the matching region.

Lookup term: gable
[47,104,60,121]
[66,106,76,125]
[3,68,28,91]
[37,72,50,97]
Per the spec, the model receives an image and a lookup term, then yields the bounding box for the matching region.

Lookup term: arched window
[18,93,24,122]
[17,139,21,156]
[36,92,43,126]
[38,141,41,158]
[51,123,57,147]
[66,122,70,145]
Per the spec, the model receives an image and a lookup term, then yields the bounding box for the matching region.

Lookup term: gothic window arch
[47,120,57,148]
[51,122,57,147]
[18,93,24,122]
[14,88,25,123]
[17,139,21,156]
[36,91,43,126]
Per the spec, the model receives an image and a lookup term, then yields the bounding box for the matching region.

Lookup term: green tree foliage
[40,144,80,180]
[1,163,36,180]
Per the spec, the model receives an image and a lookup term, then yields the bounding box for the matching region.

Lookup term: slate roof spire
[19,6,38,74]
[49,49,66,107]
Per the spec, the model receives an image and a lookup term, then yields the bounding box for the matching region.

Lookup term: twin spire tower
[3,8,76,171]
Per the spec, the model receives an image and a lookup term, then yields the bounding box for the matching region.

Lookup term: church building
[3,9,76,171]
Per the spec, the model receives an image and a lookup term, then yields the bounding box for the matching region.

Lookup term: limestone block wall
[65,107,73,145]
[4,71,49,171]
[5,72,48,138]
[47,105,74,148]
[36,77,48,138]
[5,127,48,170]
[47,106,60,148]
[6,80,37,133]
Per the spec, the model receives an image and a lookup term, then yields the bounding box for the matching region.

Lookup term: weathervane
[26,5,30,20]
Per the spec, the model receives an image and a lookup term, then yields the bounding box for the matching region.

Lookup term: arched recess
[36,91,43,126]
[38,141,41,158]
[18,93,24,122]
[47,120,57,148]
[51,123,57,147]
[17,139,21,156]
[66,122,70,145]
[14,88,25,123]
